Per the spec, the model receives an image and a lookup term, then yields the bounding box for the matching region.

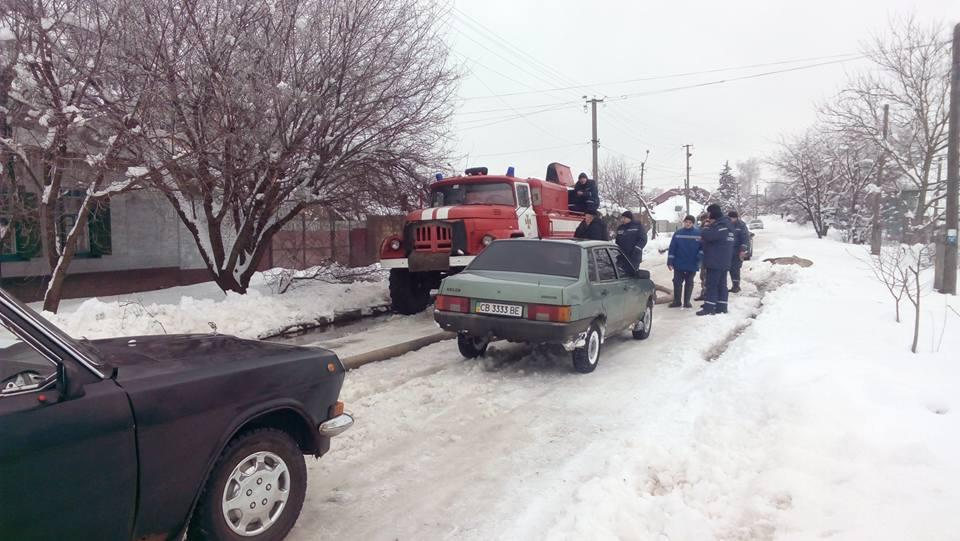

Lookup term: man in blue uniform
[615,211,647,268]
[727,210,750,293]
[667,215,701,308]
[697,204,735,316]
[570,172,599,213]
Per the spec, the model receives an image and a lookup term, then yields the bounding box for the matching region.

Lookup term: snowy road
[285,233,781,540]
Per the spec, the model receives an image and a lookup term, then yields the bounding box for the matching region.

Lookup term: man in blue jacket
[727,210,750,293]
[697,204,735,316]
[667,215,701,308]
[570,172,599,213]
[615,211,647,268]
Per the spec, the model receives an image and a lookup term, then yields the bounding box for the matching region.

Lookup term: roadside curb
[258,303,393,340]
[343,331,455,370]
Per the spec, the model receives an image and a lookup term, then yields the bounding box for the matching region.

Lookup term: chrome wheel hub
[644,306,653,333]
[587,331,599,364]
[222,451,290,537]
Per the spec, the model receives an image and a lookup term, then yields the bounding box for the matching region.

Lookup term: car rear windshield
[468,241,581,278]
[431,182,515,207]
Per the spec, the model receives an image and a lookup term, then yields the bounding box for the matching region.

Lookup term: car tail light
[435,294,470,313]
[329,401,345,418]
[527,304,571,322]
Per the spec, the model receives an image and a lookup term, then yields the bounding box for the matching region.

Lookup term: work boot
[693,293,704,302]
[695,308,715,316]
[730,286,741,294]
[669,302,682,308]
[684,302,693,308]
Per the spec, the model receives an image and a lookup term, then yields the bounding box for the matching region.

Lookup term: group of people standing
[568,172,750,316]
[667,204,751,316]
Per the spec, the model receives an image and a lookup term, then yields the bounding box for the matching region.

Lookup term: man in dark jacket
[615,210,647,268]
[570,172,599,212]
[667,215,701,308]
[727,210,750,293]
[697,204,735,316]
[574,210,606,240]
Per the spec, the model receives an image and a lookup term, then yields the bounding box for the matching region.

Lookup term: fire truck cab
[380,163,586,314]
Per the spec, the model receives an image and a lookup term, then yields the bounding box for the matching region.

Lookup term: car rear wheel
[189,429,307,541]
[457,332,489,358]
[632,300,653,340]
[389,268,431,315]
[572,323,602,373]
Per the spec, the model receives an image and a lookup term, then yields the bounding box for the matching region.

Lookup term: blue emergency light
[506,166,515,177]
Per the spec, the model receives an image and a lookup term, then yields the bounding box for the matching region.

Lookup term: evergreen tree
[714,161,740,212]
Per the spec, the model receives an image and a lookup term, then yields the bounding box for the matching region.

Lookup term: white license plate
[475,301,523,318]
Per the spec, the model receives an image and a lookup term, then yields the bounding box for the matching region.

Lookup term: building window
[0,216,14,256]
[57,191,112,257]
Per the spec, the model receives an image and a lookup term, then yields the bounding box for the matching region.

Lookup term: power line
[460,51,864,101]
[471,141,590,158]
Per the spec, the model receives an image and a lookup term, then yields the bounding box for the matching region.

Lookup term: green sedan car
[433,238,656,373]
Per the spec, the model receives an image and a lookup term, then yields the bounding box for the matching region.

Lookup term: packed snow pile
[42,264,389,340]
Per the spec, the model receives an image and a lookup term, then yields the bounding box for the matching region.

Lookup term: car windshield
[0,289,104,365]
[468,241,581,278]
[431,182,515,207]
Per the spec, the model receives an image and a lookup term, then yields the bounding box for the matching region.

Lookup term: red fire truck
[380,163,587,314]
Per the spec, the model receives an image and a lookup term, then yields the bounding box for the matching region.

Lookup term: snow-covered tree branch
[120,0,458,293]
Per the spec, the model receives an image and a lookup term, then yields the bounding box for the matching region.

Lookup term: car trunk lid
[441,270,575,305]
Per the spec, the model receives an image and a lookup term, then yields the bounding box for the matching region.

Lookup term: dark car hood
[91,334,333,381]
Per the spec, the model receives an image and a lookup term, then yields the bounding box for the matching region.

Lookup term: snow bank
[42,265,389,340]
[542,221,960,540]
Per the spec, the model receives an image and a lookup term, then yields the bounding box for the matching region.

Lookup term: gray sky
[446,0,959,192]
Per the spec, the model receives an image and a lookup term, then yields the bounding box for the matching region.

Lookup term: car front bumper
[319,413,354,437]
[434,311,593,344]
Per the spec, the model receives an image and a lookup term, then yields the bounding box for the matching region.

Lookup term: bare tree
[868,243,932,352]
[598,156,639,210]
[598,155,657,236]
[823,16,950,238]
[869,244,910,323]
[120,0,458,294]
[1,0,147,312]
[770,130,841,238]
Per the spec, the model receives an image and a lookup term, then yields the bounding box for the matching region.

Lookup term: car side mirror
[636,269,651,280]
[57,362,86,400]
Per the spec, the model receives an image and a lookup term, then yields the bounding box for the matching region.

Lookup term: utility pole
[871,104,889,256]
[934,158,943,227]
[585,96,603,181]
[639,149,649,193]
[941,22,960,295]
[682,144,693,216]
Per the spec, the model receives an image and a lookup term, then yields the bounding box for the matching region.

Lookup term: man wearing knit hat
[615,210,647,268]
[697,204,735,316]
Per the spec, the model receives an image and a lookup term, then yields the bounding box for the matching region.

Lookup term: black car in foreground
[0,288,353,541]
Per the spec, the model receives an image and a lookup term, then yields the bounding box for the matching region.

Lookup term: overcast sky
[445,0,959,192]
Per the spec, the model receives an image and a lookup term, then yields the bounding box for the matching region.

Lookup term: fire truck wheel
[389,269,431,315]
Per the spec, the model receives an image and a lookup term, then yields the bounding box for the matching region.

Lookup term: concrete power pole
[871,104,890,256]
[941,23,960,295]
[683,144,693,216]
[639,149,649,193]
[585,97,603,181]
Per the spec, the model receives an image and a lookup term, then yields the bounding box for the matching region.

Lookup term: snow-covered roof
[650,195,705,221]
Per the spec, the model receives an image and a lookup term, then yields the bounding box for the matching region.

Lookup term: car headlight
[390,239,401,251]
[481,235,494,246]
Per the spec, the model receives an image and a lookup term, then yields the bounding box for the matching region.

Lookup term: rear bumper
[434,311,593,344]
[380,255,475,269]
